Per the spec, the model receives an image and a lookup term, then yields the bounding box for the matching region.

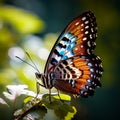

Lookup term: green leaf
[14,99,47,120]
[0,6,45,34]
[1,86,77,120]
[0,98,8,105]
[22,106,47,120]
[53,93,71,101]
[64,106,77,120]
[54,102,76,119]
[42,94,76,120]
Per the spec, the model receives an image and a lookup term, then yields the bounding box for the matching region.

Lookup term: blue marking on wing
[62,55,68,60]
[45,32,77,72]
[57,32,77,61]
[59,33,77,60]
[59,50,65,55]
[67,42,76,51]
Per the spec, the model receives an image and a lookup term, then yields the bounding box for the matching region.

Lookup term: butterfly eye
[35,72,41,79]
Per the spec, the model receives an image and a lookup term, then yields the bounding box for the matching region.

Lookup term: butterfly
[35,11,103,98]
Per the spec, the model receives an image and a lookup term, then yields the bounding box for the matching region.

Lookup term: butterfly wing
[53,55,103,97]
[44,11,103,97]
[44,11,97,74]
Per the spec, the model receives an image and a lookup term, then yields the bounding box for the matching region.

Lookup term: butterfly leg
[35,81,40,98]
[49,88,51,103]
[35,81,46,98]
[57,90,62,101]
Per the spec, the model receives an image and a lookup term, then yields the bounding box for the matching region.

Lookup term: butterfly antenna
[15,53,40,74]
[25,52,40,73]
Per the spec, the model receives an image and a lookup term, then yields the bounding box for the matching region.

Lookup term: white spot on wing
[83,37,87,41]
[85,31,89,34]
[81,23,84,27]
[75,22,79,25]
[88,62,92,67]
[90,34,93,39]
[60,40,65,45]
[91,28,94,33]
[90,68,94,72]
[87,41,91,47]
[82,16,86,21]
[85,21,89,24]
[81,28,84,32]
[85,25,89,29]
[80,45,84,48]
[87,49,91,55]
[72,80,75,87]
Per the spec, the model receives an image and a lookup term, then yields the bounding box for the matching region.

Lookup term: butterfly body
[36,11,103,98]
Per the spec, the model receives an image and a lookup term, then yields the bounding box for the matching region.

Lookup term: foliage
[0,85,76,120]
[0,6,45,34]
[0,5,46,92]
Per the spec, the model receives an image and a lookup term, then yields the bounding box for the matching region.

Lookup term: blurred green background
[0,0,120,120]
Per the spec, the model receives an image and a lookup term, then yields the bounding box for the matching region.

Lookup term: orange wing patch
[73,57,90,89]
[65,17,86,55]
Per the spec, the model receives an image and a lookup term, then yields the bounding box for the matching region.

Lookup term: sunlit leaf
[53,93,71,101]
[42,94,76,119]
[23,106,47,120]
[3,85,40,101]
[64,106,77,120]
[1,85,76,119]
[3,85,28,100]
[0,6,45,34]
[14,109,23,117]
[14,99,47,120]
[54,103,75,119]
[0,98,8,105]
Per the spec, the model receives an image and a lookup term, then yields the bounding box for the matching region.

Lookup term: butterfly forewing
[43,11,103,97]
[44,11,97,74]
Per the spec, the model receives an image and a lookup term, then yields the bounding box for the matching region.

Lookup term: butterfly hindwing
[53,55,103,97]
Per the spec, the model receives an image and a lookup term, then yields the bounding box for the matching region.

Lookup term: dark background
[0,0,120,120]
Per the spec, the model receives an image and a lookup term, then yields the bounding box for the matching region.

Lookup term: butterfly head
[35,72,42,80]
[35,72,55,89]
